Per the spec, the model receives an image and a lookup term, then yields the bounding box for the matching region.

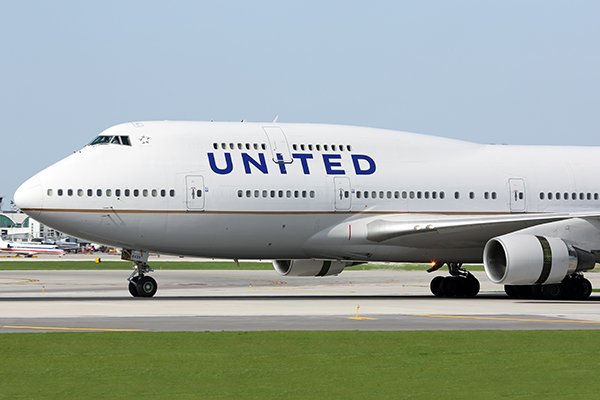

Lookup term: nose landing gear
[127,261,158,297]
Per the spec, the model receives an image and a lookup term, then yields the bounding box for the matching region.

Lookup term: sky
[1,1,600,209]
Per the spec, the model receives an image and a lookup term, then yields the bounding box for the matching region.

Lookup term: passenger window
[424,192,429,199]
[324,145,328,151]
[394,191,399,199]
[308,145,313,151]
[556,193,561,200]
[587,193,591,200]
[115,189,121,197]
[278,190,283,198]
[364,191,369,199]
[134,189,139,197]
[432,192,437,199]
[286,190,291,198]
[106,189,112,197]
[97,189,102,197]
[261,143,266,150]
[78,189,83,197]
[596,193,599,200]
[372,191,377,199]
[548,192,553,200]
[410,191,415,199]
[221,143,226,149]
[580,193,585,200]
[213,143,218,150]
[245,143,250,150]
[344,191,349,198]
[87,189,93,197]
[357,191,361,199]
[454,192,460,199]
[161,189,166,197]
[485,192,490,199]
[143,189,148,197]
[300,144,305,151]
[402,191,407,199]
[379,191,384,199]
[58,189,63,196]
[310,190,315,198]
[440,191,446,199]
[125,189,130,197]
[246,190,251,198]
[229,143,234,150]
[254,190,259,198]
[238,190,243,198]
[347,145,352,151]
[417,191,422,199]
[294,190,299,198]
[271,190,275,198]
[170,189,175,197]
[152,189,157,197]
[197,190,202,198]
[263,190,267,198]
[469,192,475,199]
[238,143,243,150]
[332,145,336,151]
[47,189,53,196]
[292,144,298,151]
[387,191,392,199]
[519,193,524,200]
[491,192,496,199]
[316,145,321,151]
[253,143,258,150]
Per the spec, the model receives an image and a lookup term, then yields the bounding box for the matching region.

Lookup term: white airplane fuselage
[13,121,600,297]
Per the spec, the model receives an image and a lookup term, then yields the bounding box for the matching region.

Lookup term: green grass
[0,260,485,271]
[0,330,599,399]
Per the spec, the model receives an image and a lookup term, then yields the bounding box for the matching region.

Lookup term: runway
[1,268,600,332]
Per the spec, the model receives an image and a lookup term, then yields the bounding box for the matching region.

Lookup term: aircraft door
[263,126,293,164]
[334,177,351,211]
[186,175,205,210]
[509,178,526,213]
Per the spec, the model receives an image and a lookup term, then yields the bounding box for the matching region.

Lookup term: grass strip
[0,330,599,399]
[0,260,485,271]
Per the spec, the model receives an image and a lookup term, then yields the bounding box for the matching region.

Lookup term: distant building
[0,210,63,242]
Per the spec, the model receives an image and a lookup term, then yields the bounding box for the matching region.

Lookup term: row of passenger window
[214,142,267,151]
[357,191,498,200]
[291,143,352,152]
[540,192,599,200]
[47,188,176,198]
[238,189,316,198]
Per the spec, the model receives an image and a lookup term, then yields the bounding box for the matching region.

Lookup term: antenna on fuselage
[272,116,279,123]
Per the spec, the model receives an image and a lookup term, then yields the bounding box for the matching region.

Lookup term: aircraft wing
[363,212,600,248]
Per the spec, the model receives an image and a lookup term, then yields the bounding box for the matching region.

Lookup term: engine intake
[483,234,595,285]
[273,260,350,277]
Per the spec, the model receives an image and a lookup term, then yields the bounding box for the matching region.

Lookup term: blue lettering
[242,153,268,174]
[292,153,314,174]
[276,153,287,174]
[352,154,376,175]
[208,152,233,175]
[322,154,345,175]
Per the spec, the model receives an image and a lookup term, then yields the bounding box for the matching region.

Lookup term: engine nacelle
[273,260,350,277]
[483,234,595,285]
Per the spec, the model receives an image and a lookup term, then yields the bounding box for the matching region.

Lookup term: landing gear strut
[127,262,158,297]
[504,274,592,300]
[429,262,480,298]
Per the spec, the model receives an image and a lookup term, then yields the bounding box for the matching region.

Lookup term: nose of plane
[14,175,43,219]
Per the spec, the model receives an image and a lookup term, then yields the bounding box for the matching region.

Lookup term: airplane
[13,120,600,299]
[0,239,65,256]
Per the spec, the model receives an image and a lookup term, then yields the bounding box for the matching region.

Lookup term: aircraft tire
[128,277,140,297]
[137,276,158,298]
[430,276,445,297]
[542,283,563,300]
[580,279,592,300]
[463,275,480,297]
[440,277,460,297]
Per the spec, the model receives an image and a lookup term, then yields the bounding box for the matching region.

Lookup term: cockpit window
[88,135,132,146]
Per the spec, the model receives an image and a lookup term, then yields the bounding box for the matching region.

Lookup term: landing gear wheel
[580,279,592,300]
[542,283,563,300]
[136,276,158,297]
[440,277,462,297]
[464,274,480,297]
[129,276,140,297]
[430,276,445,297]
[564,277,593,300]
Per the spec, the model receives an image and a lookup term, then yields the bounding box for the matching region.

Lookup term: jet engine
[483,234,595,285]
[273,260,351,277]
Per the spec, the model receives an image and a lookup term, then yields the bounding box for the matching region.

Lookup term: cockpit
[88,135,132,146]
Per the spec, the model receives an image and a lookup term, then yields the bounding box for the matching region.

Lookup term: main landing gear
[504,274,592,300]
[127,261,158,297]
[428,262,480,298]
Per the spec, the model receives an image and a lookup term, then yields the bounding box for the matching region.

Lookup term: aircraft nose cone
[14,176,42,219]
